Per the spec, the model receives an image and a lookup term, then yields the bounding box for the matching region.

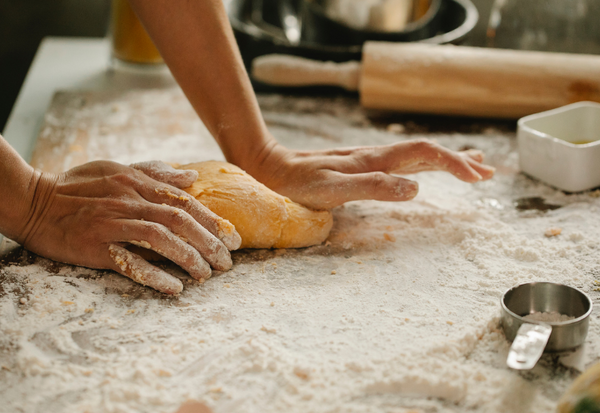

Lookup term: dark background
[0,0,495,133]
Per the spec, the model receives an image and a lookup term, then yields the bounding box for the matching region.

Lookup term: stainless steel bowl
[501,282,592,352]
[302,0,444,45]
[227,0,479,79]
[310,0,443,32]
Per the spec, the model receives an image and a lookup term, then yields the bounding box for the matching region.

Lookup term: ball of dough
[179,161,333,249]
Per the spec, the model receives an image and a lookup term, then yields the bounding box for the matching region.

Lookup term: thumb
[130,161,199,189]
[322,171,419,207]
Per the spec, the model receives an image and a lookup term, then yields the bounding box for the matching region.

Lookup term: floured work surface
[2,89,600,413]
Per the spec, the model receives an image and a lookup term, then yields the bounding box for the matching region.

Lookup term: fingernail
[222,231,242,251]
[189,260,212,281]
[397,180,419,199]
[408,181,419,198]
[212,245,233,271]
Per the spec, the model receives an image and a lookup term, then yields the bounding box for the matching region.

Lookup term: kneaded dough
[178,161,333,249]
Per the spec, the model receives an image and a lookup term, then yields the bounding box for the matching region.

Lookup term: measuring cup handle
[507,323,552,370]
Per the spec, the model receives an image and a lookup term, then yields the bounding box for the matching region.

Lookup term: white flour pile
[1,91,600,413]
[522,312,576,323]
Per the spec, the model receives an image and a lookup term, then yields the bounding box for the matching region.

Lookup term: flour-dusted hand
[243,139,495,210]
[13,160,241,294]
[131,160,200,189]
[131,160,241,250]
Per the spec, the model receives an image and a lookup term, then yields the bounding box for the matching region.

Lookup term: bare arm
[128,0,273,169]
[130,0,495,209]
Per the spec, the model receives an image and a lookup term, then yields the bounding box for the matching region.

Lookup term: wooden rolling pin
[252,42,600,118]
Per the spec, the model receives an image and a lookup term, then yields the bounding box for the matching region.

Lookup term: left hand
[244,139,495,210]
[16,160,240,295]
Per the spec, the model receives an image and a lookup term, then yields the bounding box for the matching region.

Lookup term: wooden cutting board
[30,88,223,173]
[30,87,513,176]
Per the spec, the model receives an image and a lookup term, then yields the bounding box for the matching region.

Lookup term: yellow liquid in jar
[111,0,163,64]
[413,0,434,20]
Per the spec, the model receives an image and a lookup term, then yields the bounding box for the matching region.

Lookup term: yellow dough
[179,161,333,249]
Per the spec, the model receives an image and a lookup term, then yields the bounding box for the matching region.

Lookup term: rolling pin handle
[251,54,361,91]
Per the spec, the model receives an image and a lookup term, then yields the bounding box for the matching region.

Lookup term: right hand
[244,138,495,210]
[15,160,241,295]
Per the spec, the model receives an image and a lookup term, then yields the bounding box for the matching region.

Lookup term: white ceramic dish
[517,101,600,192]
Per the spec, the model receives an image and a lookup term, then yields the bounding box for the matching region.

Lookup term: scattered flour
[1,91,600,413]
[522,311,576,323]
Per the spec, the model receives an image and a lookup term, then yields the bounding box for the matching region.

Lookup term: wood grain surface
[30,88,218,173]
[361,43,600,118]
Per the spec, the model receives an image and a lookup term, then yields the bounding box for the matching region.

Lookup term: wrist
[0,136,36,240]
[13,172,59,248]
[0,166,36,241]
[219,129,279,173]
[0,135,59,245]
[232,139,295,195]
[0,168,58,246]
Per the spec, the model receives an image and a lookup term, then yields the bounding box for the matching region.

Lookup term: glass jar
[111,0,164,65]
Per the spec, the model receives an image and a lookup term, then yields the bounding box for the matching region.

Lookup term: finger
[139,183,242,251]
[460,150,495,178]
[314,171,418,208]
[330,141,481,183]
[131,161,199,189]
[143,204,232,271]
[464,156,495,180]
[461,149,484,163]
[339,141,434,173]
[108,244,184,295]
[119,220,212,282]
[387,141,484,182]
[414,145,495,181]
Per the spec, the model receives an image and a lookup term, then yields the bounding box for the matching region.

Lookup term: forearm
[0,135,41,240]
[129,0,275,171]
[125,0,495,212]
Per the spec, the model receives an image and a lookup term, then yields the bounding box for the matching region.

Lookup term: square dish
[517,101,600,192]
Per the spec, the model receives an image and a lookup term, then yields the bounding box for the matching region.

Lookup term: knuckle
[371,171,388,186]
[139,221,168,242]
[130,161,151,174]
[178,242,197,260]
[207,238,227,256]
[413,138,436,151]
[168,207,195,231]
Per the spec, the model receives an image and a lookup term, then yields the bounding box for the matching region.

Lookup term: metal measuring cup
[501,282,592,370]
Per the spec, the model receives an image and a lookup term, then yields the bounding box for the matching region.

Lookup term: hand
[245,139,495,210]
[16,161,241,294]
